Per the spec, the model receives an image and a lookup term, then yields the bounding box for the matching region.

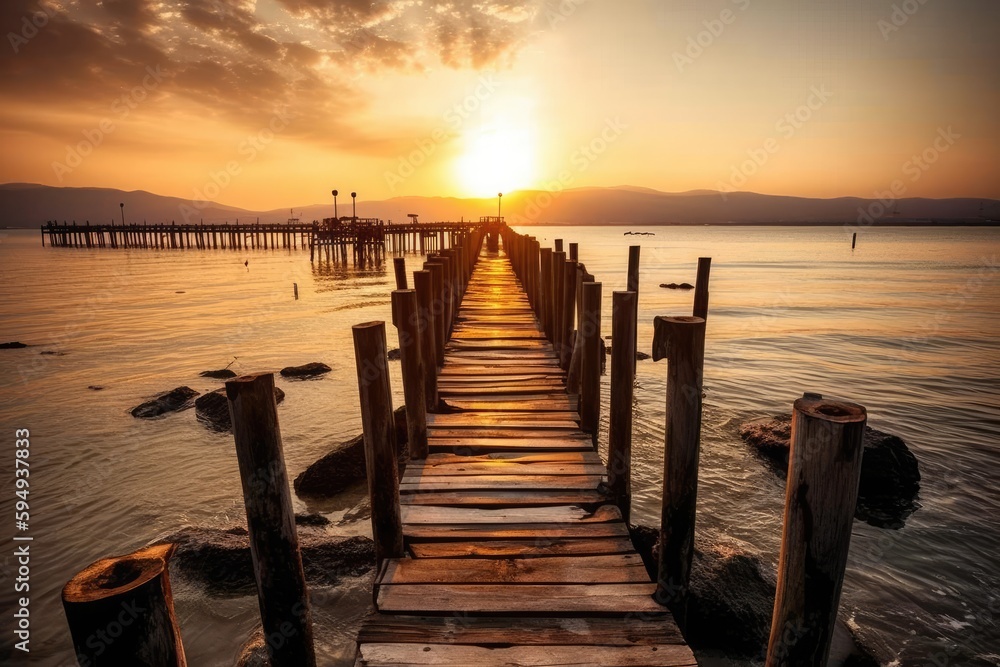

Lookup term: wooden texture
[62,544,187,667]
[627,245,640,373]
[580,281,603,445]
[608,291,637,523]
[413,270,440,409]
[392,290,428,458]
[766,395,867,667]
[356,249,693,666]
[226,373,316,667]
[353,322,405,567]
[651,316,706,630]
[693,257,711,320]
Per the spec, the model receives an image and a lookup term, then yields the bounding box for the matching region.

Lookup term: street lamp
[498,192,503,219]
[332,190,338,220]
[351,192,357,222]
[119,202,125,225]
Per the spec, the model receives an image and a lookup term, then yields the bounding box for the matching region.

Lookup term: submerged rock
[279,362,331,378]
[194,386,285,432]
[234,628,268,667]
[0,341,27,349]
[131,387,199,418]
[659,282,695,290]
[164,527,375,596]
[200,368,237,379]
[739,414,921,528]
[295,513,330,527]
[630,525,887,662]
[294,407,407,498]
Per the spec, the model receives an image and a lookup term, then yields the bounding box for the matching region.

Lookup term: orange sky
[1,0,998,209]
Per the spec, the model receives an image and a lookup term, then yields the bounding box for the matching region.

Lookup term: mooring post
[580,281,603,446]
[62,544,186,666]
[391,290,429,458]
[424,262,447,365]
[693,257,711,320]
[552,250,567,360]
[627,245,640,372]
[766,394,867,667]
[393,257,407,290]
[352,322,405,567]
[226,373,316,667]
[539,247,553,338]
[651,315,706,630]
[413,270,439,409]
[560,258,578,370]
[608,290,637,523]
[569,242,579,262]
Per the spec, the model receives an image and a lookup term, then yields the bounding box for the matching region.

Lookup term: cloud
[0,0,545,158]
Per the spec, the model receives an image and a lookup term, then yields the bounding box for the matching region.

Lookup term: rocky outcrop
[659,283,694,290]
[131,387,199,418]
[740,415,921,528]
[279,362,331,378]
[0,342,27,349]
[195,387,285,432]
[200,368,237,379]
[164,527,375,596]
[294,407,408,498]
[234,628,268,667]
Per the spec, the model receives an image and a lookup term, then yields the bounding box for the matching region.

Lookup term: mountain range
[1,183,997,228]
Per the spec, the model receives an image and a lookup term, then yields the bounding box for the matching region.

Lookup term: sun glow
[455,123,538,197]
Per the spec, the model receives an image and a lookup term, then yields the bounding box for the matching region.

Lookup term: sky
[1,0,998,210]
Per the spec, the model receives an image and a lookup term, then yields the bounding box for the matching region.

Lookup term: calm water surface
[0,225,998,665]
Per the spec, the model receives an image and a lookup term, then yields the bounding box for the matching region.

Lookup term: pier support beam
[607,290,637,523]
[580,281,602,446]
[652,315,706,630]
[352,322,405,567]
[766,395,867,667]
[392,290,428,458]
[226,373,316,667]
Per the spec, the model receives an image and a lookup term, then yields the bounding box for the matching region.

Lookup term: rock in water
[739,414,921,528]
[164,527,375,596]
[131,387,199,418]
[234,628,268,667]
[0,341,27,349]
[294,407,408,497]
[387,348,401,361]
[195,386,284,431]
[279,362,331,378]
[199,368,237,379]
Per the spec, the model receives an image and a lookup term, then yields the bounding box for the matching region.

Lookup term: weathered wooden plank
[408,537,637,559]
[445,397,579,413]
[356,643,695,666]
[380,555,649,585]
[404,460,606,476]
[402,522,627,540]
[426,429,586,442]
[427,413,579,427]
[400,504,621,526]
[399,489,609,507]
[376,583,666,615]
[399,475,604,492]
[422,451,603,465]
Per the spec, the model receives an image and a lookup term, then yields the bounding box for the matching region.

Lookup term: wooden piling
[62,544,186,666]
[580,281,603,446]
[225,373,316,667]
[352,322,405,567]
[552,250,566,357]
[393,257,407,289]
[627,245,640,372]
[413,270,440,410]
[651,315,706,630]
[607,290,637,523]
[539,248,553,340]
[425,262,447,364]
[765,394,867,667]
[693,257,711,320]
[391,290,428,459]
[560,258,578,370]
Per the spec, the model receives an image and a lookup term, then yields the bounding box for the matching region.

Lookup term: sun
[455,123,537,198]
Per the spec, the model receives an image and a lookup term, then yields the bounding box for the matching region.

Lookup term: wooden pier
[60,222,873,667]
[39,219,480,257]
[354,243,698,666]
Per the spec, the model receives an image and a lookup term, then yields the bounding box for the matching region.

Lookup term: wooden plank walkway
[356,254,696,666]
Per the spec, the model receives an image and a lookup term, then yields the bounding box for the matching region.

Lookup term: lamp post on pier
[332,190,338,220]
[119,202,125,226]
[351,192,357,223]
[498,192,502,220]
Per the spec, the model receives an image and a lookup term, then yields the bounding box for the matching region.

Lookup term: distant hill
[1,183,997,228]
